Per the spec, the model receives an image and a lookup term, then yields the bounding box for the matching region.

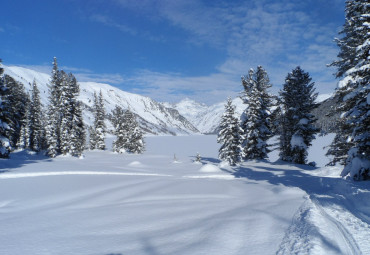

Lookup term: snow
[199,164,222,173]
[291,134,307,149]
[0,135,369,254]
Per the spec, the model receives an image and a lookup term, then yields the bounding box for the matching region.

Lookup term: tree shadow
[0,150,52,172]
[232,160,370,224]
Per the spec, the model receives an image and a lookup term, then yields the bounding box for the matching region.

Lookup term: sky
[1,0,345,105]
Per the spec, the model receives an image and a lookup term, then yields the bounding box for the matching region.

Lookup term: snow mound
[199,164,222,173]
[128,161,142,166]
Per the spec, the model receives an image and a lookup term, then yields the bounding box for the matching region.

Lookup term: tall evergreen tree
[239,66,273,160]
[0,59,11,158]
[112,105,127,153]
[45,58,85,157]
[217,97,241,166]
[46,57,61,157]
[279,67,319,165]
[29,80,44,152]
[16,106,30,150]
[328,0,369,180]
[4,75,29,148]
[69,75,85,157]
[121,109,144,154]
[91,91,106,150]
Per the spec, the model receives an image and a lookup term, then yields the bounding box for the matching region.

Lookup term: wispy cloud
[76,72,125,84]
[89,0,342,103]
[90,14,138,36]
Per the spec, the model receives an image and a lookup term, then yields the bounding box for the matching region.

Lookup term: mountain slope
[4,66,199,135]
[168,98,244,134]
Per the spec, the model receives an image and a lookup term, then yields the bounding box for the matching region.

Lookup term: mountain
[167,98,245,134]
[4,66,199,136]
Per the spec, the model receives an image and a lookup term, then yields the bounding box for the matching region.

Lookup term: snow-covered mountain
[166,98,245,134]
[4,66,199,136]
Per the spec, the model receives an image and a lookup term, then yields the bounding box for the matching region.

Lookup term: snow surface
[0,135,369,255]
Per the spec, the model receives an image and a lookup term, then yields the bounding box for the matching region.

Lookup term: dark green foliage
[0,59,11,158]
[279,67,319,165]
[328,0,370,180]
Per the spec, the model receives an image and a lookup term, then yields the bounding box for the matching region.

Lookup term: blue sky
[1,0,344,104]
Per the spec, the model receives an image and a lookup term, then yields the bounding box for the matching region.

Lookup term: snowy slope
[167,97,244,134]
[4,66,199,135]
[0,134,369,254]
[170,94,334,134]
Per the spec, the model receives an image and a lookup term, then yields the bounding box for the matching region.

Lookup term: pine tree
[217,97,241,166]
[59,71,73,155]
[4,75,29,148]
[328,0,369,180]
[91,91,106,150]
[112,105,126,153]
[46,57,61,157]
[16,107,30,149]
[122,109,144,154]
[0,59,11,158]
[88,126,96,150]
[279,67,319,164]
[45,58,85,157]
[239,66,273,160]
[29,80,44,152]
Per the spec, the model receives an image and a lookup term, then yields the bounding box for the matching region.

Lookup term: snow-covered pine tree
[29,80,44,152]
[16,106,30,149]
[88,126,96,150]
[122,109,144,154]
[328,0,369,180]
[279,67,319,165]
[4,75,30,148]
[217,97,241,166]
[92,91,106,150]
[0,59,11,158]
[46,57,61,157]
[112,105,126,153]
[59,71,73,155]
[69,75,85,157]
[239,66,273,160]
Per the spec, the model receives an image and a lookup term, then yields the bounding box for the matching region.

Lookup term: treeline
[218,0,369,181]
[0,57,144,159]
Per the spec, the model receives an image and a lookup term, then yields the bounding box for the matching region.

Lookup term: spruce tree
[122,109,144,154]
[16,107,30,149]
[89,126,97,150]
[4,75,29,148]
[112,105,126,153]
[59,71,73,155]
[328,0,369,180]
[0,59,11,158]
[239,66,273,160]
[217,97,241,166]
[29,80,44,152]
[69,74,85,157]
[46,57,61,157]
[279,67,319,164]
[91,91,106,150]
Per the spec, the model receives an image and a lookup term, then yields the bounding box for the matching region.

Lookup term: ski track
[310,196,362,255]
[0,171,172,179]
[278,193,369,255]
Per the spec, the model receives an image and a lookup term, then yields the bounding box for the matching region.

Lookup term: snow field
[0,134,369,255]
